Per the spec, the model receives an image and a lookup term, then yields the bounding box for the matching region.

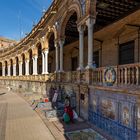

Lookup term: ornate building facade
[0,0,140,139]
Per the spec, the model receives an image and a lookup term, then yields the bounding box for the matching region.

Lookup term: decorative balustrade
[0,74,49,82]
[92,67,104,85]
[0,63,140,87]
[118,63,140,86]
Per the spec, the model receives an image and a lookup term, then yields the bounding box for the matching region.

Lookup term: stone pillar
[42,52,45,74]
[59,39,65,72]
[25,60,29,75]
[78,25,84,70]
[13,64,16,76]
[33,55,38,75]
[19,62,22,76]
[86,18,95,69]
[8,65,11,76]
[55,42,59,72]
[44,49,49,74]
[2,66,5,76]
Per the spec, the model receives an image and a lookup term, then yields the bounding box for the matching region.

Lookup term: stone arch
[15,56,19,76]
[21,53,26,75]
[48,32,55,51]
[36,42,42,74]
[4,61,8,76]
[47,32,55,73]
[28,49,33,75]
[46,26,57,41]
[10,59,13,76]
[60,1,82,38]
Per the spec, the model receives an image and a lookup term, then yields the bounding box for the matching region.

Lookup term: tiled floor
[0,88,55,140]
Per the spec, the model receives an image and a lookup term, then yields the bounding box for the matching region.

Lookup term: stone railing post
[125,67,127,85]
[136,66,139,85]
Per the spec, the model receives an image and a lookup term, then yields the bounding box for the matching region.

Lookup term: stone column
[86,18,95,69]
[55,42,59,72]
[13,64,16,76]
[59,39,65,72]
[42,52,45,74]
[19,62,22,76]
[33,55,38,75]
[25,60,29,75]
[78,25,84,70]
[2,66,5,76]
[8,65,11,76]
[44,49,49,74]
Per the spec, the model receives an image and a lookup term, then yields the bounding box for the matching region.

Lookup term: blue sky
[0,0,52,41]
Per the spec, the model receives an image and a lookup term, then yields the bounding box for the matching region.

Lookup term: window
[71,57,78,71]
[93,51,99,68]
[119,41,134,65]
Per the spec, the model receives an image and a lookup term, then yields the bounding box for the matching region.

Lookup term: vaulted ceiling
[95,0,140,31]
[64,0,140,45]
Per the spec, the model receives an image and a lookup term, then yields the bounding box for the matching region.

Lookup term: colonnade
[0,17,95,77]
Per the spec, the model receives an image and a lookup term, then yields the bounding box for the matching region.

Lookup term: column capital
[86,17,96,27]
[59,38,65,47]
[19,61,23,65]
[25,59,29,63]
[31,45,35,49]
[44,49,49,54]
[54,39,59,48]
[32,55,38,60]
[78,25,86,33]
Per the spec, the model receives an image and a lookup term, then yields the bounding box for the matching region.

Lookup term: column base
[85,64,94,70]
[33,73,38,75]
[54,70,59,73]
[59,70,64,73]
[44,72,49,74]
[77,66,84,71]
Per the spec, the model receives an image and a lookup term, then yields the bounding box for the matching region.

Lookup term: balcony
[0,63,140,88]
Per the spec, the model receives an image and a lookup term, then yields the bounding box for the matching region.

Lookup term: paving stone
[0,88,55,140]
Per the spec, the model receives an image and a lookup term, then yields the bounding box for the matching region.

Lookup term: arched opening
[10,59,13,76]
[37,43,42,74]
[29,49,33,75]
[5,61,8,76]
[63,12,79,71]
[0,62,2,76]
[48,33,55,73]
[22,54,26,75]
[16,57,19,76]
[64,12,79,45]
